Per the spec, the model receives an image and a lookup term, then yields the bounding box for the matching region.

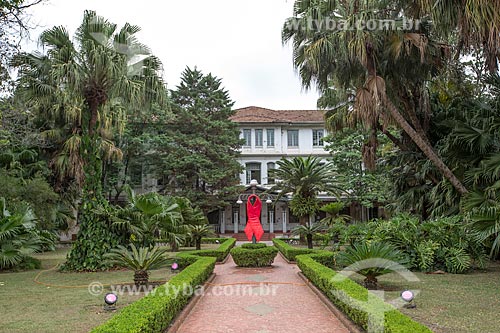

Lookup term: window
[313,129,324,147]
[243,129,251,147]
[245,163,261,184]
[287,130,299,147]
[267,162,276,184]
[255,129,263,147]
[266,129,275,147]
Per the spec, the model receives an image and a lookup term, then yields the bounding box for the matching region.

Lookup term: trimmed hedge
[241,243,267,249]
[92,238,234,332]
[201,237,228,244]
[91,254,216,333]
[231,246,278,267]
[180,238,236,262]
[273,238,336,268]
[296,254,432,333]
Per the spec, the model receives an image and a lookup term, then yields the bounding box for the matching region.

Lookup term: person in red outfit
[244,194,264,242]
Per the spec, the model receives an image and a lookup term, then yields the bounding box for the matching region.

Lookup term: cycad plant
[291,223,325,249]
[188,225,215,250]
[337,242,408,289]
[104,244,169,286]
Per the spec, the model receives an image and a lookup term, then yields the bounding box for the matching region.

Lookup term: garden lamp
[104,292,118,311]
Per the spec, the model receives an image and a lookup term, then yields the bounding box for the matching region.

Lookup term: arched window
[245,162,261,184]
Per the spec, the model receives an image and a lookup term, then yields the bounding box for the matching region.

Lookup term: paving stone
[245,303,275,316]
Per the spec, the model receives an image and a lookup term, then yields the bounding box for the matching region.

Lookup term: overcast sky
[24,0,320,110]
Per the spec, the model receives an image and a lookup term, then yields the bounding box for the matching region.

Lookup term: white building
[215,106,330,237]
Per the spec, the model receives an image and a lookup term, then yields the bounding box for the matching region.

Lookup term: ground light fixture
[401,290,416,309]
[104,292,118,311]
[171,262,179,273]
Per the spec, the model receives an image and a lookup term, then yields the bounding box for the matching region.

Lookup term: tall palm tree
[269,156,341,228]
[14,11,166,271]
[283,0,468,195]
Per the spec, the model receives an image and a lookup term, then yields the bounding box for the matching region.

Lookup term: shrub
[231,246,278,267]
[336,214,487,273]
[296,254,432,333]
[241,243,267,249]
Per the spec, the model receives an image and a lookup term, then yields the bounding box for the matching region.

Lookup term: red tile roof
[231,106,325,123]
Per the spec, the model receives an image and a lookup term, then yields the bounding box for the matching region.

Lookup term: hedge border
[296,253,432,333]
[91,238,234,333]
[273,238,336,267]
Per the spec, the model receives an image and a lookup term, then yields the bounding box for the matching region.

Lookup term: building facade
[215,106,331,235]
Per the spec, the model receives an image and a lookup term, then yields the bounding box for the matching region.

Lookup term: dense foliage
[336,215,487,273]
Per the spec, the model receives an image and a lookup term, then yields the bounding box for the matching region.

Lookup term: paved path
[176,254,350,333]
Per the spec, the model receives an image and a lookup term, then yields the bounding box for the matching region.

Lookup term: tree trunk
[134,270,149,286]
[306,234,313,249]
[88,102,98,137]
[383,96,468,195]
[299,215,308,243]
[195,237,201,250]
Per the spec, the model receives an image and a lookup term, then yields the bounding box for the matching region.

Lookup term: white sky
[24,0,320,110]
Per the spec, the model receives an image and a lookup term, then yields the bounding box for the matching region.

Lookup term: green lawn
[347,262,500,333]
[0,245,217,333]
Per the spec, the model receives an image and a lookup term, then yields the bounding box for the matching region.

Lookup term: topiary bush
[231,246,278,267]
[241,243,267,249]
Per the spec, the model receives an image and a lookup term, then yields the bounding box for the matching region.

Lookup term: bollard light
[104,292,118,311]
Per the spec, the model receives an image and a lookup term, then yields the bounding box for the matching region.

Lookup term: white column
[220,210,225,234]
[233,210,238,233]
[282,210,287,233]
[269,209,274,233]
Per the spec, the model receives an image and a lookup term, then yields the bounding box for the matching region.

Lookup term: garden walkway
[175,253,350,333]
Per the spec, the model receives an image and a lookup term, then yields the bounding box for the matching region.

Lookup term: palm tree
[104,244,170,286]
[291,223,325,249]
[269,156,341,229]
[282,0,468,195]
[319,202,350,227]
[14,11,166,271]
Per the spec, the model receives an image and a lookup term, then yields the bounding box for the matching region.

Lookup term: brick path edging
[298,272,362,333]
[165,273,217,333]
